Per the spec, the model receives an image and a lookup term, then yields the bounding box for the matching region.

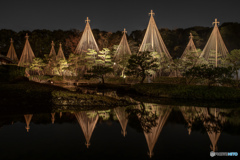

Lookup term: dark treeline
[0,22,240,59]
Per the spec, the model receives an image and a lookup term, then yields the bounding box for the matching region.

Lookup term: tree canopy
[1,22,240,60]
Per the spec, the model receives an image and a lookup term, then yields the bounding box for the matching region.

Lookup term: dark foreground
[0,105,239,160]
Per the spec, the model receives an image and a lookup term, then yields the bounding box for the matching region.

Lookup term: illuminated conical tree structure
[114,28,132,77]
[49,41,56,60]
[24,114,33,132]
[114,107,128,137]
[181,33,199,59]
[115,28,132,61]
[199,19,229,67]
[18,33,35,67]
[75,111,99,148]
[143,105,172,158]
[56,43,65,60]
[139,10,171,60]
[75,17,99,55]
[6,38,18,62]
[51,113,55,124]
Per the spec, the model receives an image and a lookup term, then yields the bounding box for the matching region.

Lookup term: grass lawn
[133,83,240,101]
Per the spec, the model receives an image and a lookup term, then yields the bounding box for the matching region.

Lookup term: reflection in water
[114,107,128,137]
[196,108,225,152]
[75,111,99,148]
[180,107,197,135]
[181,107,226,152]
[1,103,239,159]
[98,110,110,120]
[141,104,172,158]
[24,114,33,132]
[51,113,55,124]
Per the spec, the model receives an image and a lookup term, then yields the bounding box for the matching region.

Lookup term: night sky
[0,0,240,34]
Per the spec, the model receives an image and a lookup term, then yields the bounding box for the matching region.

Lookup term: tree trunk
[121,67,126,77]
[140,75,145,84]
[101,75,105,84]
[187,76,195,85]
[237,71,239,81]
[236,70,239,87]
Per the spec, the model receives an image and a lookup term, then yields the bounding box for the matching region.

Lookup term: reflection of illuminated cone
[148,151,154,159]
[85,142,90,148]
[26,126,30,132]
[24,114,33,132]
[188,122,192,135]
[51,113,55,124]
[115,107,128,138]
[121,130,127,137]
[201,108,224,152]
[75,111,99,149]
[60,112,62,118]
[179,107,196,136]
[188,127,192,135]
[207,127,221,152]
[143,105,172,158]
[211,144,218,152]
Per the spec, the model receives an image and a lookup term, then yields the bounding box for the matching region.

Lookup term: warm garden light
[56,43,66,60]
[75,17,99,55]
[0,1,240,159]
[181,33,198,59]
[18,33,35,67]
[75,111,99,148]
[49,41,56,60]
[6,38,18,62]
[199,19,229,67]
[114,28,132,77]
[24,114,33,132]
[139,10,172,61]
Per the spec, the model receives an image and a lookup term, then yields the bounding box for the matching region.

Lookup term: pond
[0,83,240,159]
[0,100,240,159]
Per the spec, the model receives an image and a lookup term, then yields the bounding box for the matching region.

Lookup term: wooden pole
[213,19,219,67]
[149,10,155,49]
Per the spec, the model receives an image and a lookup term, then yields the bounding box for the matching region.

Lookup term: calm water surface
[1,83,239,159]
[0,103,239,160]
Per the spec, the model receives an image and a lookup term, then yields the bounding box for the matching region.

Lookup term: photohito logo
[228,152,238,156]
[210,151,238,157]
[210,151,215,157]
